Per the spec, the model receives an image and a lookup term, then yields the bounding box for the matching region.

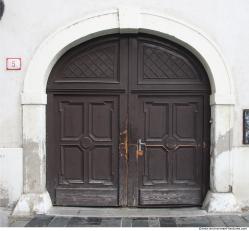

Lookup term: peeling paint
[0,187,9,207]
[202,191,241,212]
[12,192,52,216]
[209,156,215,191]
[23,139,44,193]
[212,151,231,192]
[215,129,232,155]
[209,128,232,193]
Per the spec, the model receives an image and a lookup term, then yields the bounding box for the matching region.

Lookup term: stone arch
[14,8,239,216]
[22,8,234,104]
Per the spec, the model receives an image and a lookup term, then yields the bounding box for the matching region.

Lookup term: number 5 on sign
[6,58,21,70]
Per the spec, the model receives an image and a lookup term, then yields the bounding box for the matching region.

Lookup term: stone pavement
[7,214,249,227]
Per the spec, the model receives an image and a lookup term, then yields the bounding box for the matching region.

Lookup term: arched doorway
[46,33,211,207]
[13,8,238,216]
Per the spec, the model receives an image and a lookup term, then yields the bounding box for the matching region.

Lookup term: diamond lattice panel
[143,45,198,79]
[63,44,117,79]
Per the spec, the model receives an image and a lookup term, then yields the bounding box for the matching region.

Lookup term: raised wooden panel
[175,103,197,139]
[139,188,202,205]
[173,147,196,183]
[60,146,84,184]
[60,102,84,139]
[130,36,211,92]
[136,39,207,89]
[89,101,113,140]
[143,147,168,185]
[46,35,129,92]
[142,43,198,80]
[61,42,119,81]
[56,188,118,206]
[89,146,114,185]
[144,102,169,140]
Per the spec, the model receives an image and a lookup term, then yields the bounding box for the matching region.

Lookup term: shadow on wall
[0,0,4,20]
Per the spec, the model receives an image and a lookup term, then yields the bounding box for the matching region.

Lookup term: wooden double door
[46,34,210,207]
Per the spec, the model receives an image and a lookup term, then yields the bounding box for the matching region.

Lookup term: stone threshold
[46,207,242,218]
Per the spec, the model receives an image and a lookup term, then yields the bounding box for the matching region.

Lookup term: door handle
[138,139,146,151]
[137,139,146,158]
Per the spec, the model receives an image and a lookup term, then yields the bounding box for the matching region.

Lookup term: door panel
[130,36,210,92]
[143,146,169,185]
[144,102,169,140]
[47,36,128,91]
[47,94,120,206]
[139,188,202,205]
[60,146,84,184]
[173,147,196,183]
[132,95,205,206]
